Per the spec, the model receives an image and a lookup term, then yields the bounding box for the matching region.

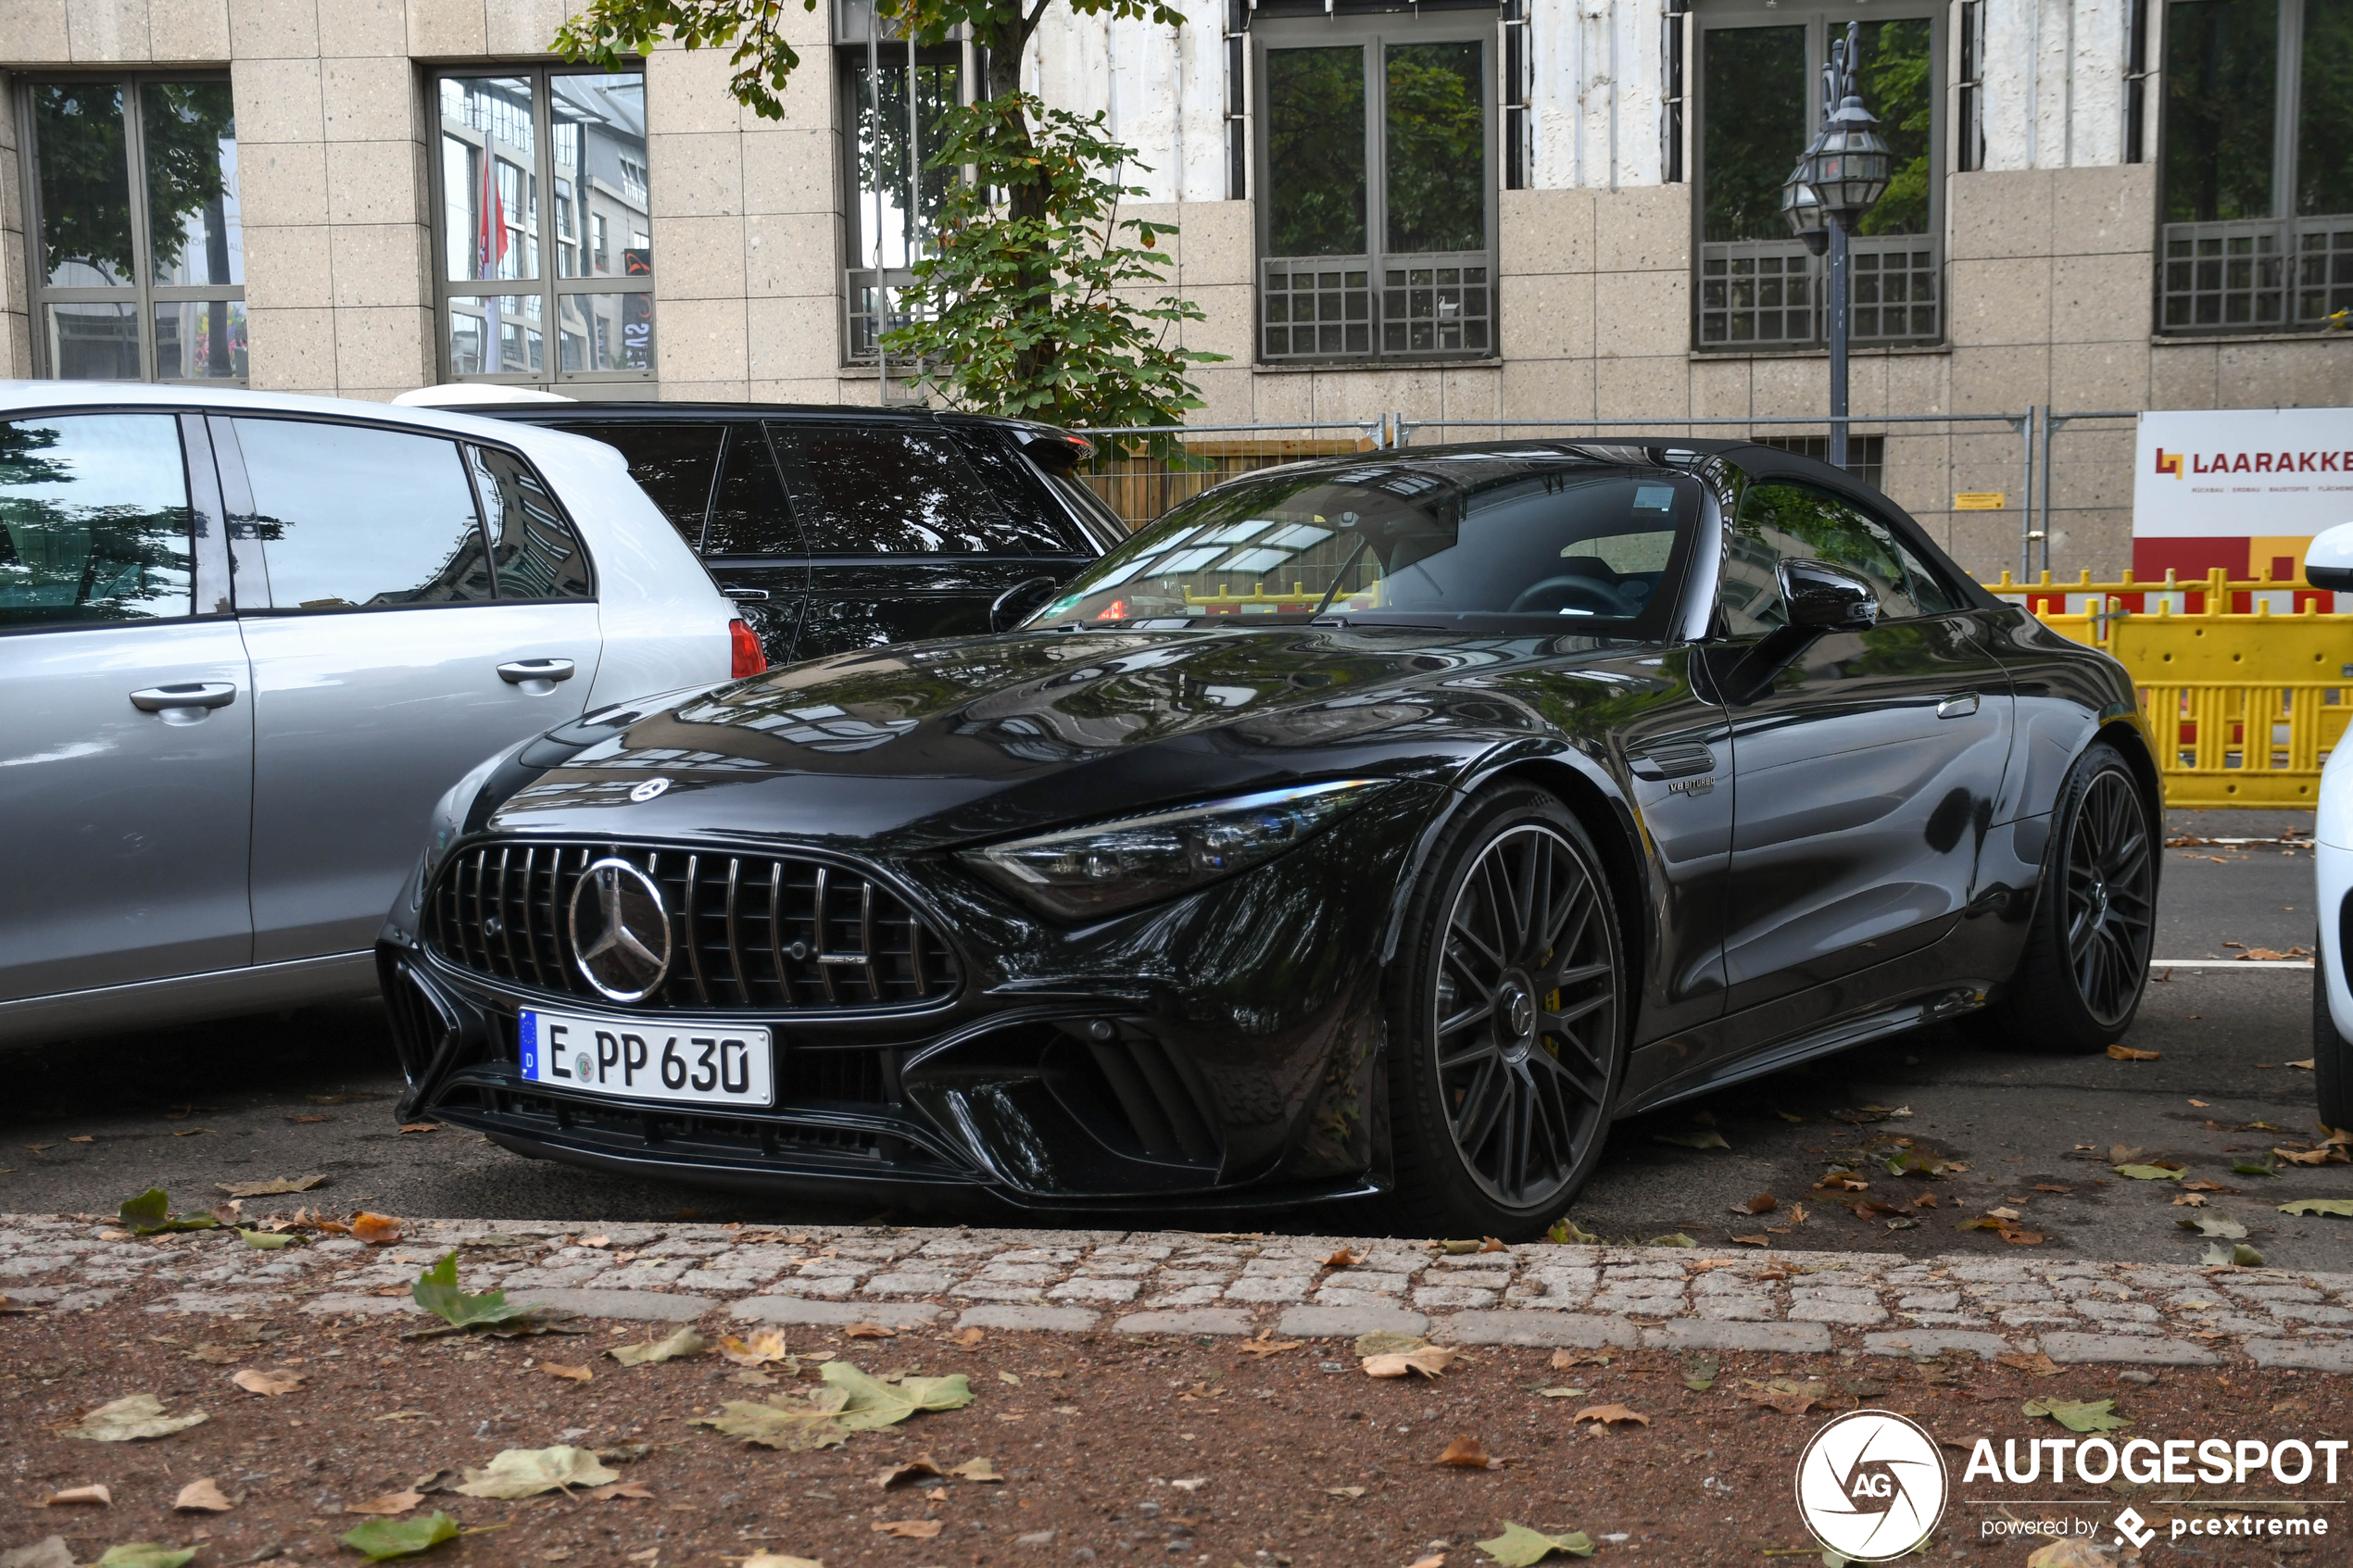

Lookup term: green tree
[556,0,1224,444]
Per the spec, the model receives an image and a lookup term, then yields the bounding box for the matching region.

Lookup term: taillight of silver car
[729,620,768,680]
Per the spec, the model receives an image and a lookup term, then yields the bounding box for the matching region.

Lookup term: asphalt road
[5,809,2344,1272]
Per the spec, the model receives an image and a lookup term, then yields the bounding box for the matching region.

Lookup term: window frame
[16,72,246,385]
[835,31,971,368]
[1688,0,1946,353]
[1251,10,1503,366]
[2154,0,2353,335]
[426,66,655,389]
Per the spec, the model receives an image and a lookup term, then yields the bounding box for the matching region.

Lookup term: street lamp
[1781,21,1892,472]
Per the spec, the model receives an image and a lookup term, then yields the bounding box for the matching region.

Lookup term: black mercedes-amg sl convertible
[377,439,2158,1236]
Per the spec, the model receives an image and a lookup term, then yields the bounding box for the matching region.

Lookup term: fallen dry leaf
[2032,1184,2071,1194]
[1324,1247,1363,1268]
[2275,1146,2346,1166]
[455,1446,619,1499]
[719,1332,793,1368]
[1995,1351,2062,1377]
[1742,1378,1835,1415]
[173,1478,234,1512]
[1238,1332,1305,1360]
[397,1122,439,1134]
[1571,1403,1650,1427]
[873,1520,942,1539]
[231,1367,304,1397]
[585,1482,655,1501]
[1326,1486,1367,1499]
[1730,1234,1771,1248]
[63,1394,208,1441]
[1364,1346,1457,1379]
[607,1327,711,1367]
[948,1327,984,1350]
[1478,1236,1508,1253]
[1434,1435,1502,1469]
[39,1485,111,1507]
[945,1458,1002,1483]
[541,1362,593,1382]
[845,1322,898,1339]
[2174,1192,2209,1207]
[1735,1193,1778,1214]
[2107,1045,2160,1061]
[876,1456,945,1489]
[1548,1348,1610,1370]
[2025,1540,2110,1568]
[215,1175,327,1198]
[1407,1556,1446,1568]
[349,1212,403,1245]
[345,1491,424,1516]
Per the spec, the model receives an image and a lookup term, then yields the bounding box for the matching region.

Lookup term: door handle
[497,659,576,685]
[720,586,769,601]
[130,682,237,712]
[1936,693,1980,720]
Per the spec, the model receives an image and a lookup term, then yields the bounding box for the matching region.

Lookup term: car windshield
[1025,457,1698,633]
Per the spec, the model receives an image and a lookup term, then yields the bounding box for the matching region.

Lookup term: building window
[19,76,245,383]
[431,69,652,385]
[1692,6,1942,351]
[1255,13,1496,362]
[838,24,963,365]
[2158,0,2353,332]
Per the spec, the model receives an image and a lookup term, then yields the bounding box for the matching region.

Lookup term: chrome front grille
[426,842,960,1011]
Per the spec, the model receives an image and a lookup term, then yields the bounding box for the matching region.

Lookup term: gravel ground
[5,1230,2349,1568]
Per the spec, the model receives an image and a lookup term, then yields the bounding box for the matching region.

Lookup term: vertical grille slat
[425,839,957,1013]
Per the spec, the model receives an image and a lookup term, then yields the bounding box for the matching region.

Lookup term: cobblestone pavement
[9,1214,2353,1376]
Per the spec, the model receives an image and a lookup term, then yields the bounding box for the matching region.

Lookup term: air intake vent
[426,842,959,1012]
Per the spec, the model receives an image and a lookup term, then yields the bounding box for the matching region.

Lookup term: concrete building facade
[2,0,2347,578]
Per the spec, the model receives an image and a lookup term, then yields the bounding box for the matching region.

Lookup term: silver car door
[0,408,255,1003]
[218,417,601,964]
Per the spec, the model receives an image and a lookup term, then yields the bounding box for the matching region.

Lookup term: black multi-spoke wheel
[2061,767,2156,1026]
[1388,784,1626,1236]
[1980,741,2158,1052]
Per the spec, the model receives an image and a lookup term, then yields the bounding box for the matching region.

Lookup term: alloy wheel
[2063,769,2154,1026]
[1430,822,1618,1209]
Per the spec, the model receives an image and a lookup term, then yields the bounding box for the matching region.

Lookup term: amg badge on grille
[568,858,673,1001]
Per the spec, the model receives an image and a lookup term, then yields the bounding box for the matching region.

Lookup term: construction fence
[1072,414,2353,809]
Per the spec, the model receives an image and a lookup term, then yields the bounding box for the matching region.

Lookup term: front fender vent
[426,842,959,1012]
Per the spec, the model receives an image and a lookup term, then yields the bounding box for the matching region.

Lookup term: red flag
[477,146,508,278]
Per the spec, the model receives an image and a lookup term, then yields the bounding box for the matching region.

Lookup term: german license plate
[518,1008,774,1109]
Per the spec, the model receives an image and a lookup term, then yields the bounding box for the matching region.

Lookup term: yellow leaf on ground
[1324,1247,1363,1268]
[872,1520,941,1539]
[232,1367,304,1397]
[62,1394,207,1441]
[946,1458,1002,1483]
[741,1556,823,1568]
[2276,1146,2345,1165]
[346,1491,424,1516]
[1995,1352,2062,1377]
[1571,1404,1650,1426]
[542,1362,593,1382]
[455,1446,619,1499]
[350,1212,404,1245]
[1407,1557,1447,1568]
[1238,1332,1304,1360]
[1327,1486,1367,1499]
[1435,1435,1502,1469]
[2026,1542,2109,1567]
[948,1328,984,1349]
[2107,1045,2160,1061]
[844,1323,897,1339]
[608,1327,712,1366]
[585,1482,655,1500]
[39,1485,111,1507]
[876,1456,945,1488]
[720,1331,793,1368]
[173,1478,233,1512]
[1364,1346,1457,1379]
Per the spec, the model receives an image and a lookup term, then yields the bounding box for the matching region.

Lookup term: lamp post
[1780,22,1892,473]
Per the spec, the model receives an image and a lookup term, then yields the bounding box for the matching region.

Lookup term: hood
[482,625,1629,850]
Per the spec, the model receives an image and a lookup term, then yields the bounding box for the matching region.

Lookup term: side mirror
[989,575,1060,633]
[2306,521,2353,592]
[1779,558,1881,632]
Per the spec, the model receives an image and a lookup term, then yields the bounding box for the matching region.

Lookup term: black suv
[477,403,1126,664]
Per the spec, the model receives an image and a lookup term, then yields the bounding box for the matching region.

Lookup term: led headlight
[959,779,1392,921]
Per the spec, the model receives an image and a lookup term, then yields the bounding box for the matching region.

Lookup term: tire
[2316,948,2353,1134]
[1982,740,2157,1052]
[1384,783,1629,1238]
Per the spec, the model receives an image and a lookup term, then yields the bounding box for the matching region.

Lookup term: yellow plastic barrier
[1982,569,2353,808]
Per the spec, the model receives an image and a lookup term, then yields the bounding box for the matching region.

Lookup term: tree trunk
[982,3,1054,389]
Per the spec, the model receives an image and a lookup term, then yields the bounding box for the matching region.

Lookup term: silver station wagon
[0,383,757,1047]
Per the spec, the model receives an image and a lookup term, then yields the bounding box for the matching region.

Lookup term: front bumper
[377,784,1441,1209]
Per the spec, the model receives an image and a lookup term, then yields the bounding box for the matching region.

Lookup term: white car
[2309,521,2353,1129]
[0,382,761,1047]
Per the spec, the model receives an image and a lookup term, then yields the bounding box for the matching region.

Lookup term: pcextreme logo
[1795,1410,1949,1561]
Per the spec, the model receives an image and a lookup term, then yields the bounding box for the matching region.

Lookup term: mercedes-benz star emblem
[630,777,672,803]
[567,858,673,1002]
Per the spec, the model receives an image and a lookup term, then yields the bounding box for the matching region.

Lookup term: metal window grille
[2123,0,2150,165]
[1262,262,1374,358]
[2161,217,2353,330]
[1663,0,1688,183]
[1698,235,1940,347]
[1380,258,1493,354]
